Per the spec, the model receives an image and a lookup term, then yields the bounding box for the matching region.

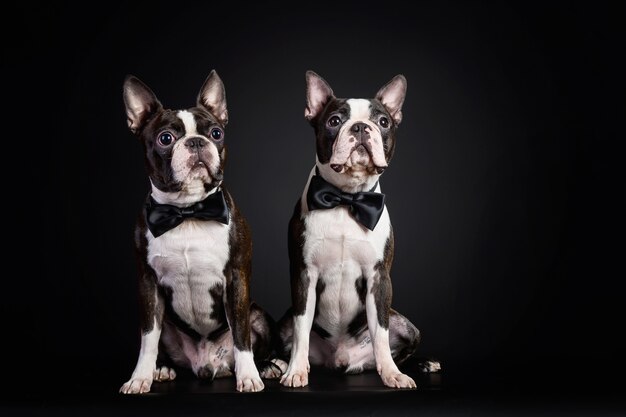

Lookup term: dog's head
[123,71,228,202]
[304,71,406,191]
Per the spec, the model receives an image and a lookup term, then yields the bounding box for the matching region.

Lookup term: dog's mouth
[348,145,372,167]
[187,158,209,177]
[330,145,386,175]
[187,155,223,181]
[191,159,208,171]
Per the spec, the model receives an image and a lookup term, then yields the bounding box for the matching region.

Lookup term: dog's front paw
[380,370,416,389]
[119,376,153,394]
[280,364,309,388]
[236,373,265,392]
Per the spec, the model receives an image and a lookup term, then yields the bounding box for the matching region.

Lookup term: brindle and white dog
[279,71,440,389]
[120,71,284,394]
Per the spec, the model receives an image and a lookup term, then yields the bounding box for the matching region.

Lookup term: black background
[4,1,625,415]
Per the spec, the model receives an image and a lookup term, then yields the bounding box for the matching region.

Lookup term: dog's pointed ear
[305,71,335,121]
[123,75,162,134]
[376,75,407,125]
[197,70,228,126]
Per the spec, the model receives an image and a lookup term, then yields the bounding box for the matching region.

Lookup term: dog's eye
[210,128,223,140]
[328,116,342,127]
[379,117,390,128]
[157,131,176,146]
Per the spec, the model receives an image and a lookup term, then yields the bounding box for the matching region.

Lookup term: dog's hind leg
[196,303,279,380]
[153,365,177,381]
[153,347,177,382]
[249,303,289,379]
[338,310,434,375]
[388,310,441,373]
[387,310,420,365]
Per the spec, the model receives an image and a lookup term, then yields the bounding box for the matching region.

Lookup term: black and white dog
[120,71,281,394]
[279,72,439,389]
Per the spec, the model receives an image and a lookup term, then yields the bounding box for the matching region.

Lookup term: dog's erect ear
[305,71,335,121]
[197,70,228,126]
[123,75,162,134]
[375,75,407,125]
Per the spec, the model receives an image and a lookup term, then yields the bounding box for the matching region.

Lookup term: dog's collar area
[145,190,230,237]
[314,166,379,193]
[307,171,385,231]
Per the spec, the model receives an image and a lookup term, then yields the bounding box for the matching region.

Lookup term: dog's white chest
[303,204,390,271]
[303,202,391,334]
[147,219,231,335]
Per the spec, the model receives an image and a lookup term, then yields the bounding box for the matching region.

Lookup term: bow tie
[306,175,385,231]
[145,190,229,237]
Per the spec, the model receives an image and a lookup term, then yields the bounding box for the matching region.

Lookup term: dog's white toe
[236,375,265,392]
[120,377,153,394]
[381,371,417,389]
[153,366,177,381]
[280,366,309,388]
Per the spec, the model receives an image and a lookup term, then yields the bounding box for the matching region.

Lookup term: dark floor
[2,357,625,416]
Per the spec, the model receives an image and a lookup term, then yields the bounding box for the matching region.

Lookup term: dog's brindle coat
[279,71,423,389]
[120,71,282,394]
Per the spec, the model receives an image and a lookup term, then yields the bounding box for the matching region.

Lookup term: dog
[120,70,284,394]
[278,71,440,389]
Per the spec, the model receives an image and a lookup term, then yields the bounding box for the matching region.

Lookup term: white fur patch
[346,99,372,119]
[120,318,161,393]
[234,349,256,375]
[234,348,264,392]
[281,277,316,387]
[292,281,317,363]
[132,319,161,377]
[367,318,396,372]
[177,110,198,136]
[146,217,231,337]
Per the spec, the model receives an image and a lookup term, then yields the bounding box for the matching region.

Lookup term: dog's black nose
[351,122,368,133]
[350,123,370,145]
[185,137,206,149]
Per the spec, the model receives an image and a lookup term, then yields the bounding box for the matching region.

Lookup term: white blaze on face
[330,99,388,169]
[171,110,221,187]
[178,109,199,135]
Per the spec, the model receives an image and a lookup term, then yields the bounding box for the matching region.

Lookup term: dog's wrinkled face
[304,71,407,188]
[123,71,229,194]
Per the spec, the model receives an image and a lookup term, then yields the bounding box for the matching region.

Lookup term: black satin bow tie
[306,175,385,231]
[145,190,229,237]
